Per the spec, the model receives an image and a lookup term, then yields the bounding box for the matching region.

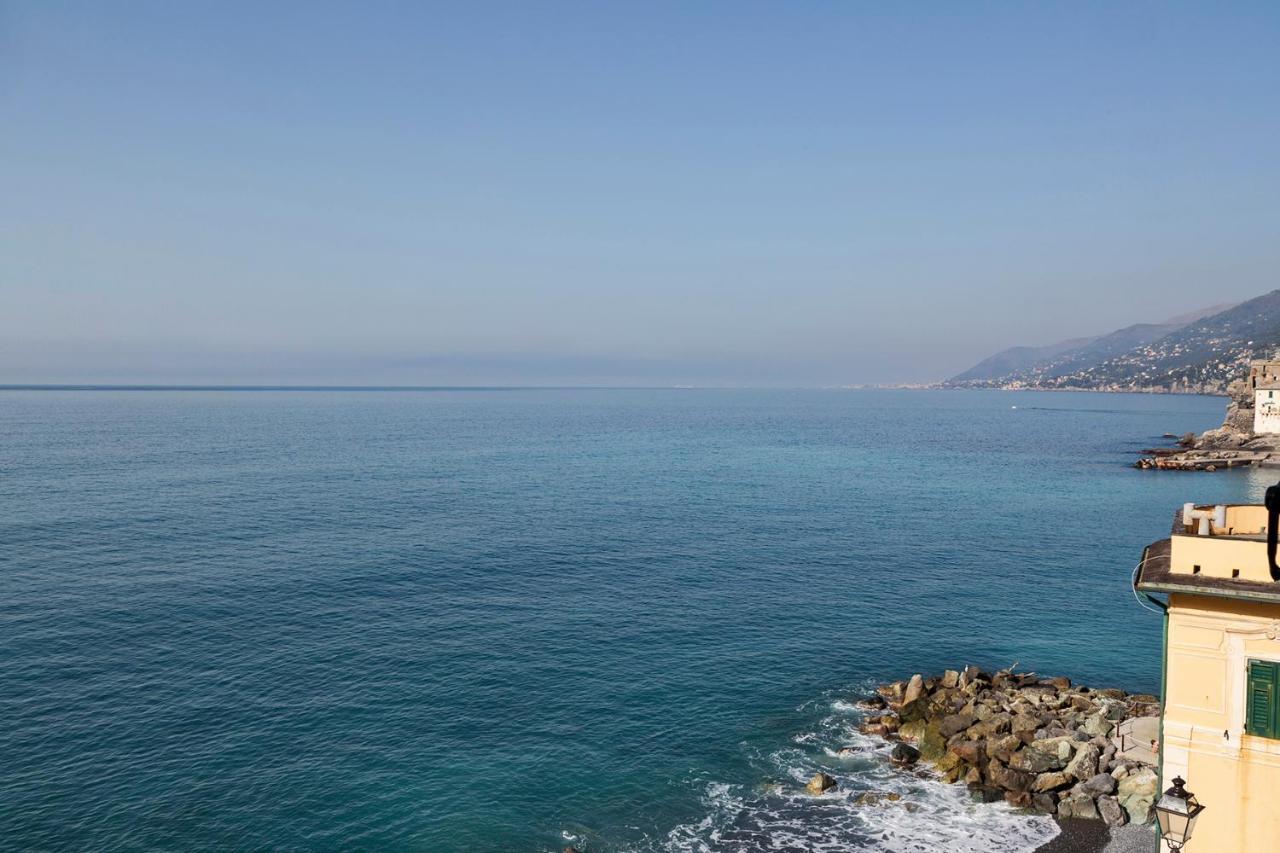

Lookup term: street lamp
[1155,776,1205,852]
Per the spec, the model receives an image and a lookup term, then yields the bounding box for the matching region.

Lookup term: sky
[2,2,1278,386]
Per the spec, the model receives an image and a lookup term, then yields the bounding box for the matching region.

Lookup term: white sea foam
[658,699,1060,853]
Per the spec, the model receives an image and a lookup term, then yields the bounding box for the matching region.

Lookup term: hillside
[949,337,1095,383]
[946,297,1275,393]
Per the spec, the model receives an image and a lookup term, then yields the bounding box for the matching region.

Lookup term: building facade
[1136,502,1280,851]
[1255,384,1280,434]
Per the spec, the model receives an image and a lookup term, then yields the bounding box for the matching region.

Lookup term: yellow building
[1136,500,1280,852]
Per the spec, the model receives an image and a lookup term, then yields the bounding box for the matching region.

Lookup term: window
[1247,660,1280,738]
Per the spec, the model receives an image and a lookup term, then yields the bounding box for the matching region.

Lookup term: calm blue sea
[0,389,1261,852]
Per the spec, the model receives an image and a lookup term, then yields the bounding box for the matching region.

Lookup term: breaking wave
[655,688,1059,853]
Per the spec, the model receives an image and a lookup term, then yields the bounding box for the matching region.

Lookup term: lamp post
[1154,776,1205,852]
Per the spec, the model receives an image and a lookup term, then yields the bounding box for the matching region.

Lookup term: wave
[655,697,1059,853]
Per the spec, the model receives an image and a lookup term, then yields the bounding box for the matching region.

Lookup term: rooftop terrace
[1135,503,1280,603]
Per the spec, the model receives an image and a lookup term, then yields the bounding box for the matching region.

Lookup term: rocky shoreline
[1136,372,1280,470]
[837,667,1161,830]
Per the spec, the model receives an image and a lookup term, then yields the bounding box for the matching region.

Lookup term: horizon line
[0,383,942,392]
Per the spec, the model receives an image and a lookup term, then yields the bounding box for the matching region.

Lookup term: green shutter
[1247,660,1278,738]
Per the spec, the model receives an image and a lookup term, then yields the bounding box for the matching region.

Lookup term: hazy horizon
[4,3,1278,386]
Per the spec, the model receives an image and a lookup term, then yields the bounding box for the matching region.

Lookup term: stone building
[1255,382,1280,435]
[1135,501,1280,851]
[1247,356,1280,391]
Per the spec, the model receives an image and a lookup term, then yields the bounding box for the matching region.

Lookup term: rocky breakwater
[856,667,1160,828]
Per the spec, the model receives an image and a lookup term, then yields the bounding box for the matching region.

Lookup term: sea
[1,388,1263,852]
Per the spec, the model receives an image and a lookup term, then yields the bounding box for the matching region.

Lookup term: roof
[1136,537,1280,604]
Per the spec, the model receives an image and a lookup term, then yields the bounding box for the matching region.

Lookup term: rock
[1081,772,1118,796]
[859,723,891,737]
[878,681,905,701]
[940,713,977,738]
[917,722,947,761]
[1008,748,1061,774]
[855,695,888,711]
[1004,790,1032,808]
[1028,736,1075,765]
[967,712,1012,739]
[903,674,925,706]
[854,791,881,806]
[1011,714,1039,735]
[1041,676,1071,690]
[1117,767,1158,824]
[987,761,1034,793]
[1081,714,1114,738]
[890,743,920,767]
[898,698,930,723]
[1065,742,1100,781]
[1069,695,1095,712]
[968,785,1005,804]
[1098,795,1128,827]
[942,669,960,689]
[1032,792,1058,814]
[806,772,838,795]
[963,766,983,785]
[949,741,985,764]
[1031,771,1071,793]
[886,792,902,801]
[1059,793,1100,820]
[1111,765,1129,780]
[898,720,926,742]
[987,734,1022,761]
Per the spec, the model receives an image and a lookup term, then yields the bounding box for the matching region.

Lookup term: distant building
[1135,501,1280,851]
[1256,383,1280,434]
[1247,355,1280,391]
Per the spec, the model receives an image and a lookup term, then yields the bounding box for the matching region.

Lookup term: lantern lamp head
[1155,776,1205,851]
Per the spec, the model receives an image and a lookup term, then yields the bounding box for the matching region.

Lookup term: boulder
[1011,714,1040,735]
[1082,714,1115,738]
[1032,792,1058,814]
[987,734,1022,761]
[1031,772,1071,793]
[940,713,977,738]
[1028,737,1074,766]
[942,669,960,689]
[903,674,925,706]
[1008,748,1061,774]
[855,695,888,711]
[898,698,930,723]
[967,712,1013,739]
[890,743,920,767]
[898,720,926,743]
[1004,790,1032,808]
[806,772,838,795]
[963,766,983,786]
[1081,772,1118,797]
[949,741,986,764]
[1117,767,1158,824]
[968,785,1005,804]
[918,722,947,761]
[1098,795,1128,828]
[1065,743,1100,781]
[1059,793,1100,820]
[987,761,1034,793]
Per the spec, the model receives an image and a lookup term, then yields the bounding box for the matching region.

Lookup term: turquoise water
[0,389,1261,851]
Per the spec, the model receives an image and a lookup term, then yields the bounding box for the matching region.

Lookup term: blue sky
[3,2,1278,385]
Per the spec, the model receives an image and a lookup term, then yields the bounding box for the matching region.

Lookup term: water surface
[0,389,1256,851]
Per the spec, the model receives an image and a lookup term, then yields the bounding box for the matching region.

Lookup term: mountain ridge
[945,297,1276,393]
